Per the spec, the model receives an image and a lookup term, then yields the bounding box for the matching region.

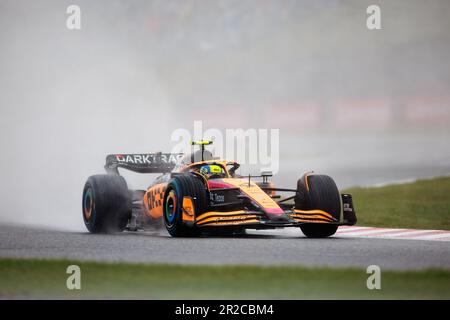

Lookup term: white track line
[336,226,367,232]
[247,226,450,241]
[336,229,403,237]
[414,233,450,240]
[336,226,450,241]
[371,230,440,237]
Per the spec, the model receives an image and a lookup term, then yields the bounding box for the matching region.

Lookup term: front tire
[163,174,208,237]
[295,174,341,238]
[82,174,132,233]
[299,223,338,238]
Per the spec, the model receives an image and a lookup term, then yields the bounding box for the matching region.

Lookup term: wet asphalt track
[1,224,449,271]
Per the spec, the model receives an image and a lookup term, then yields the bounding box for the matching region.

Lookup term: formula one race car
[82,141,356,238]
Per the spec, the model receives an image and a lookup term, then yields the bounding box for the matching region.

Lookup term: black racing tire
[295,174,341,238]
[82,174,132,234]
[298,224,338,238]
[163,173,208,237]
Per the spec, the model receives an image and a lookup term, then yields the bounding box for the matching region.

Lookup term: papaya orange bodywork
[143,183,167,219]
[182,196,195,222]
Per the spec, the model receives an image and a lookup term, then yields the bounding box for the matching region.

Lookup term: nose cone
[227,178,289,221]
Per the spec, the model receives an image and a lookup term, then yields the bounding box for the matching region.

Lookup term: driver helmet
[199,164,225,179]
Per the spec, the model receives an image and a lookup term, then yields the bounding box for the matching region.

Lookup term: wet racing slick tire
[82,174,132,233]
[164,173,208,237]
[295,174,341,238]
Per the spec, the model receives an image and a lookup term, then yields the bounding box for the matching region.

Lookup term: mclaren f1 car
[82,141,356,238]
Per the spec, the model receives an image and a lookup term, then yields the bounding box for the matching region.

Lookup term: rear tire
[82,174,132,233]
[164,174,208,237]
[295,174,341,238]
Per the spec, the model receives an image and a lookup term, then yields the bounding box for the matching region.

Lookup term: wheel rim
[165,189,177,226]
[83,188,94,220]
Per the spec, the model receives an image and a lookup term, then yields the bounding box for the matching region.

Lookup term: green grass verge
[1,258,449,299]
[343,176,450,230]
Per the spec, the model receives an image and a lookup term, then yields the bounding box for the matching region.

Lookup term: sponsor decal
[147,185,166,211]
[210,193,225,203]
[214,215,252,221]
[115,154,182,165]
[202,219,259,226]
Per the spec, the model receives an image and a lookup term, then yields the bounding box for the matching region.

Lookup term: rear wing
[105,153,183,175]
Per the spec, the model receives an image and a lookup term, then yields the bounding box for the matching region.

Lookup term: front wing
[194,209,353,228]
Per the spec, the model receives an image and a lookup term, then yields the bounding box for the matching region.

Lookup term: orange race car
[82,141,356,238]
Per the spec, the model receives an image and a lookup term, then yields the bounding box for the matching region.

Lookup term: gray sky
[0,0,449,230]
